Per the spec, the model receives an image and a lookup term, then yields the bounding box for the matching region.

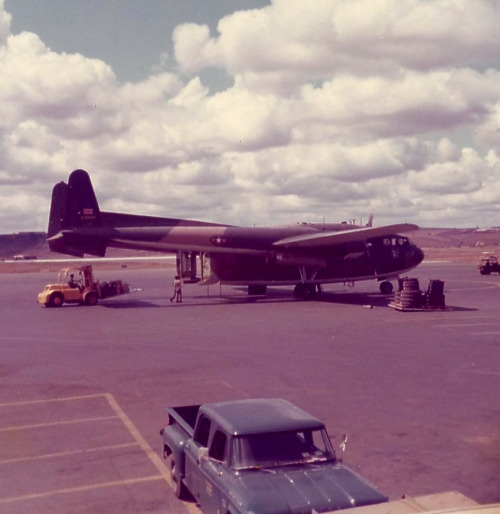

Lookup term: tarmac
[0,260,499,513]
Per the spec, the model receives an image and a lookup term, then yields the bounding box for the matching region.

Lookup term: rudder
[47,169,106,257]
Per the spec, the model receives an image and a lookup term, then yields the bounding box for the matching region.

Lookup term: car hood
[226,462,388,513]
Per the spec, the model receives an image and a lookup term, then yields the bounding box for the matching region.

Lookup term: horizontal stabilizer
[47,231,107,257]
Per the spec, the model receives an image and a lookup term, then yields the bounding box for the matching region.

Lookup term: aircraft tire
[248,285,267,295]
[48,293,64,308]
[379,281,394,294]
[294,283,316,300]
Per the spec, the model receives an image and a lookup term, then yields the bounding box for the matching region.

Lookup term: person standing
[170,275,182,303]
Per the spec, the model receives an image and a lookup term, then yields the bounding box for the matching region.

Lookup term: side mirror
[338,434,348,462]
[198,446,209,464]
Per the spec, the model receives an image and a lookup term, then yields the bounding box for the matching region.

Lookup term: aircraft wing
[273,223,419,249]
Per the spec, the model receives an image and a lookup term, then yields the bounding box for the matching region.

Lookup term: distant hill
[1,228,499,263]
[0,232,47,259]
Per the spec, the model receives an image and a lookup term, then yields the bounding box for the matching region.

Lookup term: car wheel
[166,455,187,499]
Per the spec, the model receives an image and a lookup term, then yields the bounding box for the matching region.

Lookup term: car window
[194,416,211,447]
[209,430,227,462]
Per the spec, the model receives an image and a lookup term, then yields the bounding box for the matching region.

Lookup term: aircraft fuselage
[47,170,425,296]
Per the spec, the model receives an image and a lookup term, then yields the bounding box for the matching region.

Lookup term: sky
[2,0,500,234]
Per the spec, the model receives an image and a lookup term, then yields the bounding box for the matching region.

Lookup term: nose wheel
[379,281,393,294]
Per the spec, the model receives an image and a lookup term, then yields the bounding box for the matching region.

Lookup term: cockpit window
[377,236,410,247]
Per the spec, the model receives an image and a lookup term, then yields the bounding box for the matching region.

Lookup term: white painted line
[456,369,500,376]
[439,323,500,328]
[104,394,200,514]
[0,442,139,465]
[104,394,170,482]
[0,393,198,513]
[0,394,107,408]
[0,475,164,504]
[0,415,118,432]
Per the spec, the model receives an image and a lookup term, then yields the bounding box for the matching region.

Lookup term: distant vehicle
[478,253,500,275]
[45,169,424,299]
[13,254,37,260]
[160,398,388,513]
[37,265,130,307]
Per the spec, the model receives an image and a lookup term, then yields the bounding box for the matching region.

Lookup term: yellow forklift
[37,265,130,307]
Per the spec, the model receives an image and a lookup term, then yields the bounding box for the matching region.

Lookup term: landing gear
[294,283,317,300]
[247,285,267,295]
[379,281,394,294]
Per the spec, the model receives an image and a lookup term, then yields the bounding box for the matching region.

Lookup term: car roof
[200,398,325,436]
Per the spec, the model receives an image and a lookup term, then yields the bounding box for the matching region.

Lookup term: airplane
[46,169,424,299]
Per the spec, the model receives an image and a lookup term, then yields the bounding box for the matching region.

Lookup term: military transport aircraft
[46,169,424,299]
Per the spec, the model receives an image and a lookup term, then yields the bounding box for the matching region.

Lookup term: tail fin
[47,169,106,257]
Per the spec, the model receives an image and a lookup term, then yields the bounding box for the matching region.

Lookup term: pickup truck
[160,398,388,513]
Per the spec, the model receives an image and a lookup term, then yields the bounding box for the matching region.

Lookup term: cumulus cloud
[174,0,500,93]
[1,0,500,232]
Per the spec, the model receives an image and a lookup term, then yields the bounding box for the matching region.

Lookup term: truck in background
[478,253,500,275]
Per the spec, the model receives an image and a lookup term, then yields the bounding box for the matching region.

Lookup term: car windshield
[232,428,335,470]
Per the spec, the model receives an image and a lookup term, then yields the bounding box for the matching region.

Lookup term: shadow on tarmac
[99,287,478,311]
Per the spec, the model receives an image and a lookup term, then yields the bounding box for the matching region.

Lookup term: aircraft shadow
[101,289,477,311]
[101,288,392,309]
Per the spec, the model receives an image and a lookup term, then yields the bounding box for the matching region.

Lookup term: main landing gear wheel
[379,281,394,294]
[248,285,267,295]
[294,283,316,300]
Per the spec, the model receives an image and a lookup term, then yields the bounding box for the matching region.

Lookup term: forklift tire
[84,292,98,306]
[48,293,64,307]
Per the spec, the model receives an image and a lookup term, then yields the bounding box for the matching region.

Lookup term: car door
[184,415,211,502]
[196,429,230,513]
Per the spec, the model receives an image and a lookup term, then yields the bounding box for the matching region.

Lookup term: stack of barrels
[425,279,446,308]
[394,277,423,309]
[391,277,446,310]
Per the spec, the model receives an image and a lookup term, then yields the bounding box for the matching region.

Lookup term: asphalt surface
[0,261,499,513]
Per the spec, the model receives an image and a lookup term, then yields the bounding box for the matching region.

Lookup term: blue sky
[1,0,500,232]
[6,0,269,85]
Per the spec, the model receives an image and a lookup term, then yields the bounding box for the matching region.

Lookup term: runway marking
[103,394,200,514]
[438,323,500,328]
[104,393,170,482]
[220,380,250,397]
[0,393,109,408]
[0,442,139,465]
[456,369,500,377]
[0,415,118,432]
[0,393,199,513]
[0,475,164,504]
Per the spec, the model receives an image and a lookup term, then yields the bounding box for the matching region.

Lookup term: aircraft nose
[413,245,425,265]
